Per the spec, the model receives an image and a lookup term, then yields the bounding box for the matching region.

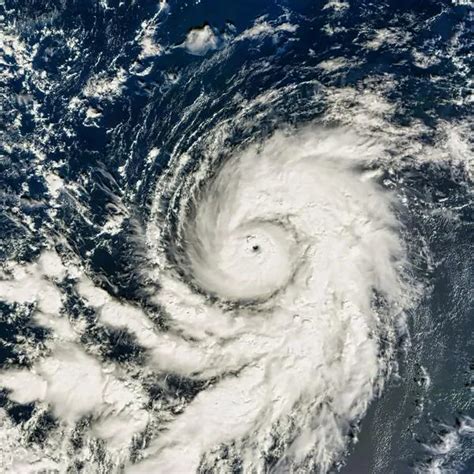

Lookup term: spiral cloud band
[137,128,412,472]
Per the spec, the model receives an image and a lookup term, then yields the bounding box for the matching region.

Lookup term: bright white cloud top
[135,127,414,472]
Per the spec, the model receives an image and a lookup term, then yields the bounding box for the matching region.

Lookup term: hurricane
[0,0,472,473]
[133,124,414,472]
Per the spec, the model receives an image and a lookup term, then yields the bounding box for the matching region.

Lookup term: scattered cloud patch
[184,25,221,56]
[83,68,128,99]
[364,28,411,50]
[137,23,165,60]
[238,20,298,41]
[317,57,350,72]
[0,253,149,457]
[323,0,350,11]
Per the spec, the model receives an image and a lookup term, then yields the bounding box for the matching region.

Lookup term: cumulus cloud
[0,254,149,461]
[183,25,221,56]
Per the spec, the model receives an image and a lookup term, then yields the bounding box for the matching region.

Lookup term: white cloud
[184,25,220,56]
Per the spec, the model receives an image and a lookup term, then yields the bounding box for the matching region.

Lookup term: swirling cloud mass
[137,128,412,472]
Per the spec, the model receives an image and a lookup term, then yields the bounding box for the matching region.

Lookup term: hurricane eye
[184,217,299,303]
